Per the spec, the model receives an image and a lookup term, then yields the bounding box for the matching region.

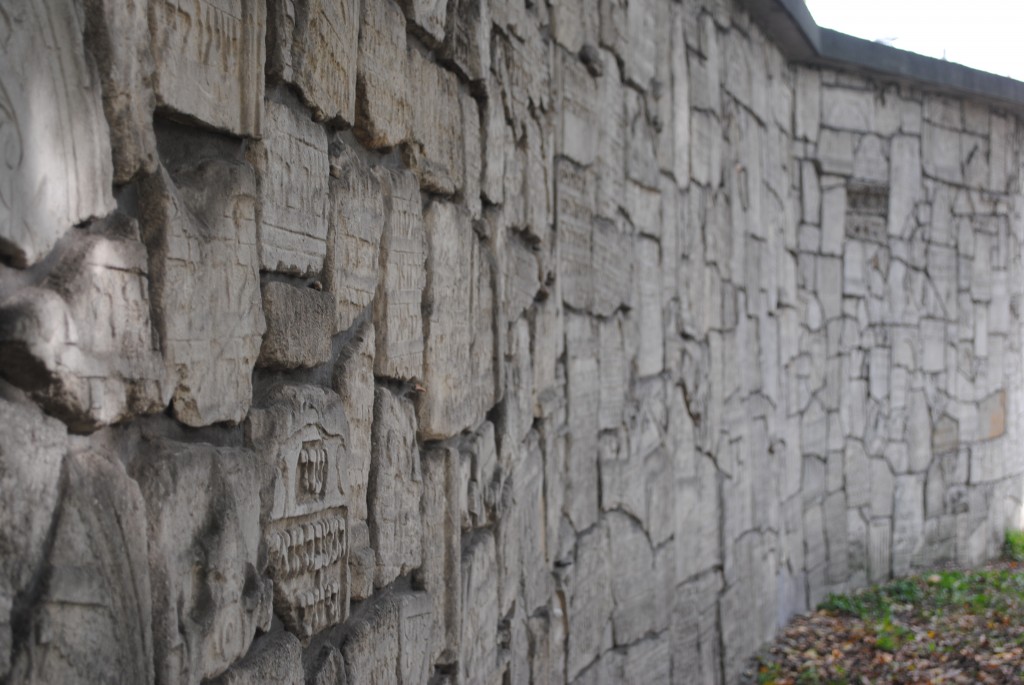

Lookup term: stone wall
[0,0,1022,683]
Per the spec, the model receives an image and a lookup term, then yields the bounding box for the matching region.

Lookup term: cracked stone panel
[0,0,115,267]
[250,100,330,277]
[267,0,359,125]
[369,386,422,589]
[131,439,273,684]
[373,167,426,381]
[10,453,153,685]
[341,591,436,685]
[0,395,66,678]
[149,0,265,136]
[139,159,265,428]
[326,142,386,333]
[258,281,335,370]
[404,47,464,195]
[355,0,411,149]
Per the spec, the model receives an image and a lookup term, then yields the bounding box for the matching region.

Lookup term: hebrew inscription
[150,0,266,135]
[247,385,351,640]
[845,181,889,244]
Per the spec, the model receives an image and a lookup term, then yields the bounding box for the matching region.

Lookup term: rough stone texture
[267,0,359,125]
[9,452,153,685]
[0,215,169,431]
[369,386,422,589]
[0,0,115,267]
[2,2,1024,684]
[355,0,411,149]
[250,100,330,277]
[149,0,265,136]
[372,168,426,381]
[139,155,265,428]
[258,281,335,369]
[131,439,273,684]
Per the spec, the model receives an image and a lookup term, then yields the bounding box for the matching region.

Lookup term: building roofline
[739,0,1024,111]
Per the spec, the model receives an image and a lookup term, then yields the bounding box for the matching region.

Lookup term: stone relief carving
[247,384,351,640]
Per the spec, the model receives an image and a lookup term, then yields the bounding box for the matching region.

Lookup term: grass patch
[1006,529,1024,561]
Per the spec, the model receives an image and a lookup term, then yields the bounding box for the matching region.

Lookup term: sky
[804,0,1024,82]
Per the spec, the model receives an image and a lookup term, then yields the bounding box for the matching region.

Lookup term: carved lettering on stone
[250,100,329,276]
[373,168,426,381]
[131,440,273,683]
[267,0,359,124]
[404,47,464,195]
[149,0,265,135]
[326,140,386,333]
[139,156,265,427]
[845,181,889,244]
[355,0,411,149]
[0,0,115,267]
[556,159,596,311]
[369,386,423,588]
[247,385,351,639]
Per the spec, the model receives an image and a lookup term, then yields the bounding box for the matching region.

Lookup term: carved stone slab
[373,168,426,381]
[326,142,386,333]
[0,0,115,267]
[131,439,273,683]
[556,159,596,311]
[251,100,330,277]
[419,202,486,440]
[247,384,351,639]
[139,161,265,427]
[845,181,889,244]
[149,0,266,136]
[398,0,447,45]
[404,48,464,195]
[370,386,423,589]
[11,453,153,685]
[258,281,335,370]
[355,0,411,149]
[0,215,170,431]
[267,0,359,125]
[83,0,158,183]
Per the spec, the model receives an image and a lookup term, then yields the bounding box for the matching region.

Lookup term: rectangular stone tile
[150,0,265,135]
[355,0,410,149]
[404,48,464,195]
[250,100,330,277]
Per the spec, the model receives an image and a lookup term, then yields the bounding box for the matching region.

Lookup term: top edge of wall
[740,0,1024,111]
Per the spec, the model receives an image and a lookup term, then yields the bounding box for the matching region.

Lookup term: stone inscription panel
[150,0,266,135]
[845,181,889,244]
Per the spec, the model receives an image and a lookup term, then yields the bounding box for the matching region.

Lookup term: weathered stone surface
[246,384,350,638]
[83,0,157,183]
[208,631,303,685]
[0,0,115,267]
[369,386,422,588]
[0,395,65,677]
[333,321,375,526]
[567,521,612,681]
[341,591,436,684]
[556,160,596,311]
[373,168,426,381]
[250,100,330,276]
[461,531,500,684]
[149,0,265,135]
[419,203,489,439]
[566,314,601,531]
[325,146,386,332]
[441,0,491,82]
[10,452,153,685]
[404,48,464,195]
[556,51,600,167]
[139,157,265,427]
[0,217,169,431]
[420,446,461,663]
[267,0,358,125]
[398,0,448,45]
[131,439,273,684]
[258,281,335,370]
[355,0,411,149]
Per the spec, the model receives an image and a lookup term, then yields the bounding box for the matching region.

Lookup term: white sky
[804,0,1024,82]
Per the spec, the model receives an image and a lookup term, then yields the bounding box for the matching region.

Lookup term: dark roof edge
[739,0,1024,112]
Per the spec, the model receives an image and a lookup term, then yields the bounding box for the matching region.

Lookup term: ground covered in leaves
[747,542,1024,684]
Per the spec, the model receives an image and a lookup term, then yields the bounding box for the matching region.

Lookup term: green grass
[1006,529,1024,561]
